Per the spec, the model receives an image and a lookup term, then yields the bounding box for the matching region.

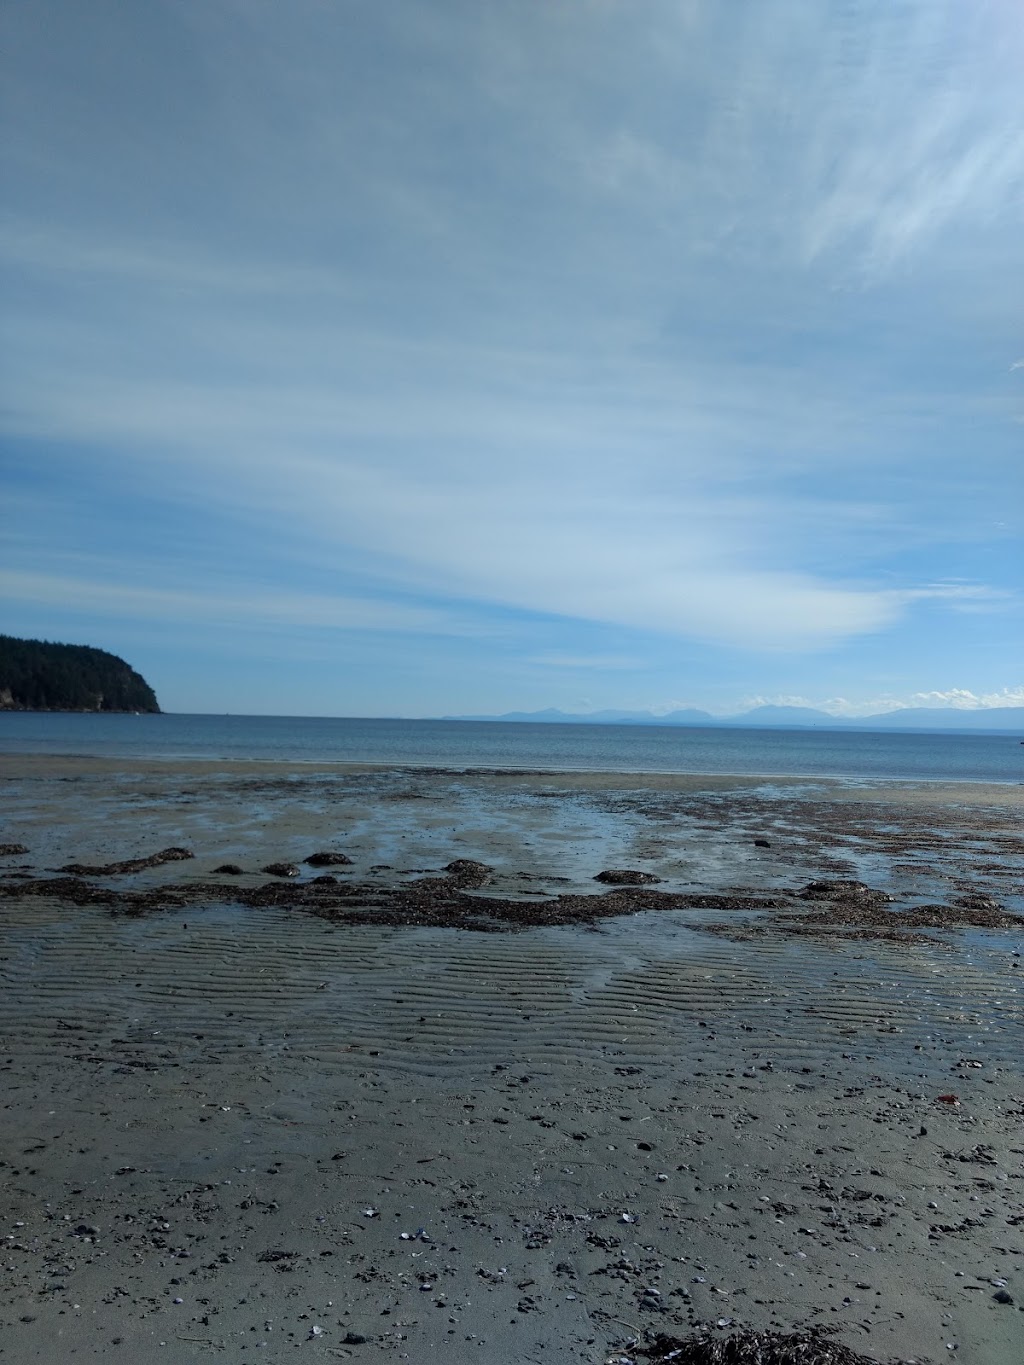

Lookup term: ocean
[0,711,1020,783]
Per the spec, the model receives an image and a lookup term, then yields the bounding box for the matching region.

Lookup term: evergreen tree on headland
[0,635,160,712]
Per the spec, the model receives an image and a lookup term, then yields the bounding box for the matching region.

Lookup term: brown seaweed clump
[59,846,194,875]
[442,858,494,886]
[782,898,1022,939]
[0,869,784,932]
[796,880,895,904]
[743,878,1024,943]
[634,1327,921,1365]
[595,868,662,885]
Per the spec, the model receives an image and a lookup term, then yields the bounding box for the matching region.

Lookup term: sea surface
[0,712,1021,783]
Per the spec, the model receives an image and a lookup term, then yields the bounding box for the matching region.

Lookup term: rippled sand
[1,759,1022,1363]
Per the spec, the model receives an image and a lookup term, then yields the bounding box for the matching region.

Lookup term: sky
[2,0,1022,718]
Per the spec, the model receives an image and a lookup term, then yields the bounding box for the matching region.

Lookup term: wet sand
[1,759,1022,1363]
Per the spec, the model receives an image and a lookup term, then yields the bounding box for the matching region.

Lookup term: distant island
[447,703,1024,733]
[0,635,160,713]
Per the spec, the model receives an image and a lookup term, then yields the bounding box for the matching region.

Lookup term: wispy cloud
[578,3,1024,276]
[3,571,477,638]
[0,223,351,298]
[529,653,643,671]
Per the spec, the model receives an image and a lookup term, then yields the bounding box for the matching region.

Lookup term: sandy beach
[1,759,1022,1363]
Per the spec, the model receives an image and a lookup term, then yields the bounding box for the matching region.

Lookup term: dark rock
[212,863,244,875]
[753,838,771,848]
[595,869,662,885]
[0,843,29,856]
[993,1289,1013,1304]
[305,851,353,867]
[342,1332,369,1345]
[309,874,338,885]
[261,862,300,878]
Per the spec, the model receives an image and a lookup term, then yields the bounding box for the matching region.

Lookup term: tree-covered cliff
[0,635,160,713]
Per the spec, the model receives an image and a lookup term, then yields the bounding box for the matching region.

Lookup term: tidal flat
[1,758,1022,1363]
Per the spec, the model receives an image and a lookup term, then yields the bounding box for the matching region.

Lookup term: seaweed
[634,1326,922,1365]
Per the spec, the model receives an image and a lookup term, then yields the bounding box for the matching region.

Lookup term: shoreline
[2,751,1023,803]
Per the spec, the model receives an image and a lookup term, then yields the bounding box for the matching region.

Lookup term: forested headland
[0,635,160,712]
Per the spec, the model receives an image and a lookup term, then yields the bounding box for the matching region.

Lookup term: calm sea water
[0,712,1020,783]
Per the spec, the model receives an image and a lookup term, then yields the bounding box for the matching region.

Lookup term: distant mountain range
[446,704,1024,732]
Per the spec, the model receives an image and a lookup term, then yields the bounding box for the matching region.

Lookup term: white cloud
[2,571,475,638]
[740,688,1024,716]
[2,322,1009,653]
[0,292,950,651]
[907,687,1024,711]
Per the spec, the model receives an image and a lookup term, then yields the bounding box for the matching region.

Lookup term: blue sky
[2,0,1021,717]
